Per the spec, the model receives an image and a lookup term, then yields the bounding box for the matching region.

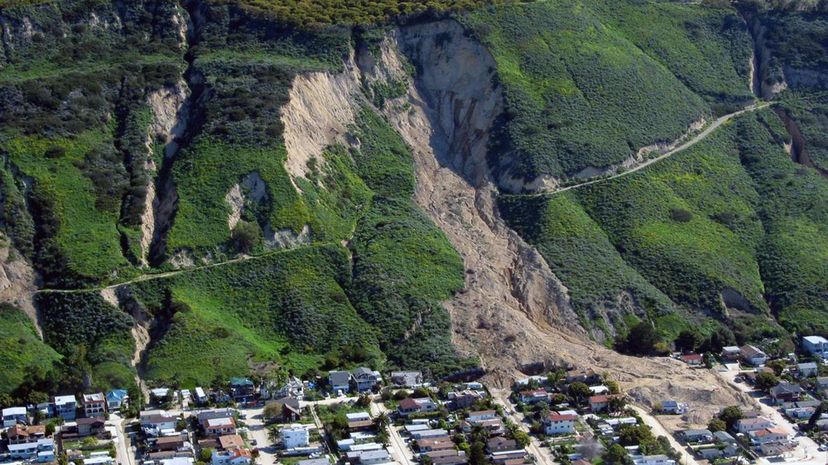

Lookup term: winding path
[529,101,773,197]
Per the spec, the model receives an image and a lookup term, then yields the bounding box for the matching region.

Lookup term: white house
[631,455,676,465]
[749,428,788,445]
[281,426,310,449]
[798,362,819,378]
[660,400,687,415]
[140,410,179,437]
[54,395,78,421]
[2,406,28,427]
[8,438,53,460]
[212,449,252,465]
[82,393,107,417]
[736,417,775,433]
[467,410,497,422]
[740,345,768,366]
[803,336,828,358]
[543,412,577,435]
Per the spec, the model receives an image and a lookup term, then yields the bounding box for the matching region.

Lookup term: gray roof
[771,382,803,395]
[713,431,736,443]
[329,371,351,385]
[683,429,712,437]
[297,460,330,465]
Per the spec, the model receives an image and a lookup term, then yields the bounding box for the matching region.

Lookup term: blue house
[106,389,129,410]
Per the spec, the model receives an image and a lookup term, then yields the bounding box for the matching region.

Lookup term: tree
[603,444,630,465]
[45,422,56,437]
[619,424,655,447]
[198,448,213,463]
[766,359,786,376]
[356,394,372,408]
[675,330,700,352]
[568,382,591,404]
[263,402,282,422]
[231,221,261,253]
[609,396,626,413]
[622,322,661,355]
[469,441,488,465]
[512,429,530,448]
[606,380,621,394]
[755,372,779,391]
[707,418,726,432]
[718,406,743,430]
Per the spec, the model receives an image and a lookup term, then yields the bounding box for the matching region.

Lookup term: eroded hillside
[0,0,825,414]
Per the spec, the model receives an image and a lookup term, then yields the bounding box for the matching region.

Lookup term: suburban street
[490,389,559,465]
[371,401,415,465]
[107,413,136,465]
[717,367,828,465]
[238,405,278,465]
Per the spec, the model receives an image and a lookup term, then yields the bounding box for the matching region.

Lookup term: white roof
[345,412,371,421]
[85,458,115,465]
[804,336,828,344]
[159,457,194,465]
[54,395,77,405]
[8,443,37,452]
[206,417,234,427]
[3,406,27,416]
[722,346,740,352]
[195,387,206,397]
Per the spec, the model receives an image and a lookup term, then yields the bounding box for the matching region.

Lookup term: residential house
[565,368,600,384]
[720,346,742,362]
[426,450,467,465]
[203,417,236,437]
[194,387,208,405]
[680,354,703,366]
[54,395,78,421]
[769,382,803,404]
[150,388,172,404]
[7,424,46,444]
[8,438,54,460]
[736,417,775,434]
[281,426,310,449]
[352,368,381,393]
[229,378,255,404]
[817,377,828,393]
[802,336,828,358]
[267,397,302,422]
[390,371,423,388]
[329,371,352,394]
[447,390,485,410]
[2,406,28,427]
[346,412,374,431]
[713,431,736,444]
[680,429,713,444]
[106,389,129,411]
[797,362,819,378]
[410,429,450,441]
[696,446,738,461]
[660,400,687,415]
[153,435,188,452]
[82,393,107,417]
[275,377,304,399]
[589,395,610,412]
[490,449,527,465]
[784,407,815,420]
[197,408,236,422]
[346,449,391,465]
[487,438,517,453]
[543,412,577,435]
[740,345,768,366]
[417,438,455,453]
[141,411,179,437]
[462,417,505,436]
[518,389,549,404]
[749,428,788,445]
[467,410,497,422]
[298,459,330,465]
[76,417,107,437]
[398,397,438,416]
[630,455,676,465]
[211,448,252,465]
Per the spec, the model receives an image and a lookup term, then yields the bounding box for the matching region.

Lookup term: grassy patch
[462,0,710,180]
[0,304,61,395]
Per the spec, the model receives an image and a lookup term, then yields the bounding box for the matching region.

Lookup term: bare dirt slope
[385,21,754,422]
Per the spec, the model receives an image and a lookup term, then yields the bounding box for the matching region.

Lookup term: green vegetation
[779,92,828,172]
[130,245,382,388]
[36,292,136,391]
[0,304,61,394]
[503,108,827,347]
[211,0,512,26]
[463,0,710,180]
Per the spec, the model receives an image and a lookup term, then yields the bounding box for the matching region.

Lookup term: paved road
[532,102,774,197]
[490,390,558,465]
[717,368,828,465]
[108,414,136,465]
[371,401,414,465]
[629,406,700,465]
[239,405,278,465]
